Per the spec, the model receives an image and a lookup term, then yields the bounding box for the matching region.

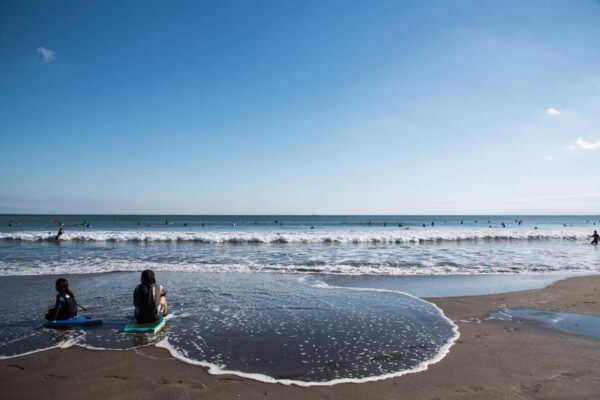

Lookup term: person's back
[134,270,167,323]
[134,282,162,323]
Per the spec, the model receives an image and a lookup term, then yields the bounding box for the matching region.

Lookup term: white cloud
[37,47,55,62]
[574,138,600,150]
[545,107,561,116]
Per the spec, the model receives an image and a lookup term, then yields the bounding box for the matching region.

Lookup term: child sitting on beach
[134,270,168,323]
[45,278,78,321]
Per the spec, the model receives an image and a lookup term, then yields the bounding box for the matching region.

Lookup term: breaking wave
[0,229,589,244]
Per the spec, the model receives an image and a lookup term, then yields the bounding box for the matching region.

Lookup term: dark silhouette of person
[55,228,64,241]
[591,230,599,245]
[501,222,506,228]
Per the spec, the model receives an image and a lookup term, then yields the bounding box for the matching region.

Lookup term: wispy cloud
[574,138,600,150]
[545,107,561,116]
[37,47,55,62]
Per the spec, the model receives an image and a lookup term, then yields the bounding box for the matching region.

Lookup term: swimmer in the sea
[590,230,599,245]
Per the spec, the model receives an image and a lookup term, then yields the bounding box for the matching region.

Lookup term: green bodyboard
[123,315,167,333]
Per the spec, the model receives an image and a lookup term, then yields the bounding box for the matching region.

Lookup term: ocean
[0,214,598,384]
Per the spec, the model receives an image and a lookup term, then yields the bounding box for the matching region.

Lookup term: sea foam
[0,228,588,244]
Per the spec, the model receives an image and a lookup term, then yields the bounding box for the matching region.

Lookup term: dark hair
[55,278,73,296]
[141,269,156,285]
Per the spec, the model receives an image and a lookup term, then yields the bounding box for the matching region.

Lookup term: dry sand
[1,275,599,400]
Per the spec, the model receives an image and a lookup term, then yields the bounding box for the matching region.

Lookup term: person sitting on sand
[134,270,168,323]
[45,278,78,321]
[590,230,599,245]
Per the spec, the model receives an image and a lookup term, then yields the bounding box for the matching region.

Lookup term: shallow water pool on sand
[0,272,458,384]
[488,309,600,340]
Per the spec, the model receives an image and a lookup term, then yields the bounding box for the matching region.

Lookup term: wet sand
[1,275,599,399]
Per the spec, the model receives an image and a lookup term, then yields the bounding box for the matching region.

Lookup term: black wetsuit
[134,283,165,323]
[592,233,599,245]
[46,292,78,321]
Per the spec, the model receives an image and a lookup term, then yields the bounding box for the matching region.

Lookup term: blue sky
[1,0,599,214]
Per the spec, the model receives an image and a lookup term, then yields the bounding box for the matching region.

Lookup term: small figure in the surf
[45,278,79,321]
[133,270,168,323]
[590,230,599,245]
[501,222,506,228]
[55,228,64,241]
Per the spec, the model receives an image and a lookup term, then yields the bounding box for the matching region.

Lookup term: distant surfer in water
[55,228,64,241]
[590,230,599,245]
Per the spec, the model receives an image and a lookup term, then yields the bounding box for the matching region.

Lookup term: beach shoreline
[1,275,599,399]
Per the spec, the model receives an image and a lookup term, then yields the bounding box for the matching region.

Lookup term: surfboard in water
[123,313,173,333]
[44,316,103,329]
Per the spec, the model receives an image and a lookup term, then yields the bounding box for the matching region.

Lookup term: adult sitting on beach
[133,270,168,323]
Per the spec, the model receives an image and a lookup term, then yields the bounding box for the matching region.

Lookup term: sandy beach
[1,275,599,400]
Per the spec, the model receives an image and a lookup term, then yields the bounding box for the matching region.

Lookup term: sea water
[0,215,598,384]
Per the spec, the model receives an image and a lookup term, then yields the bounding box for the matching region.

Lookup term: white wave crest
[0,259,596,277]
[0,228,589,244]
